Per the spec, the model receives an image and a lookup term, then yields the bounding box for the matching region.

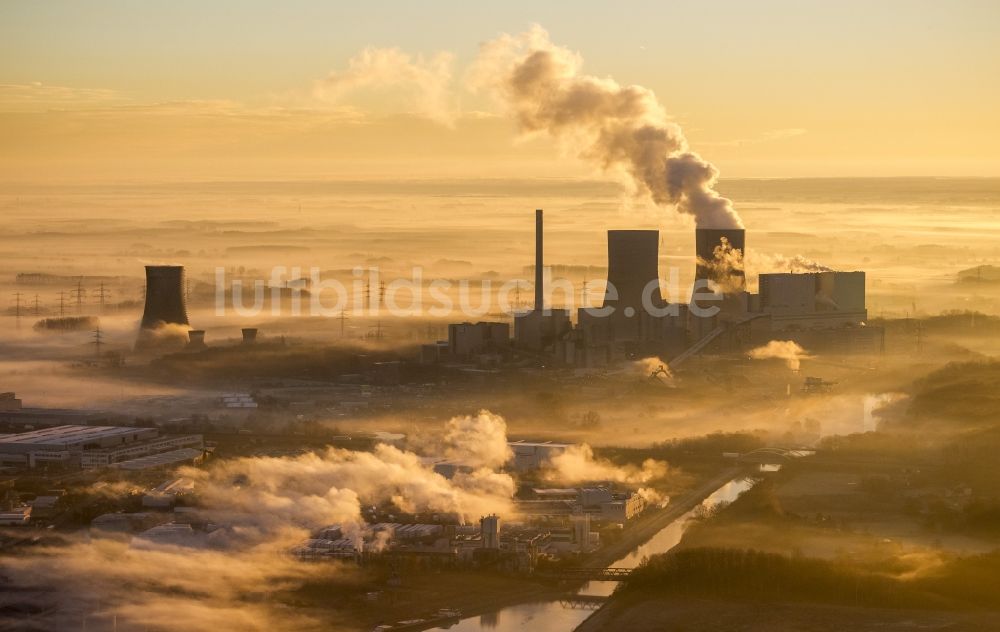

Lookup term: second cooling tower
[603,230,663,312]
[140,265,189,329]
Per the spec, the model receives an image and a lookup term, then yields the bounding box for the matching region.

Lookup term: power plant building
[759,271,866,329]
[448,321,509,358]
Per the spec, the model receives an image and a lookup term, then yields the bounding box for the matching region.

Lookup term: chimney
[241,328,258,344]
[534,209,544,311]
[140,265,189,329]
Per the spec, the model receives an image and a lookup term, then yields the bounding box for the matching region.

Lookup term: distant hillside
[906,360,1000,425]
[956,264,1000,284]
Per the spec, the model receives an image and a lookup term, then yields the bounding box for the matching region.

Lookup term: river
[431,477,756,632]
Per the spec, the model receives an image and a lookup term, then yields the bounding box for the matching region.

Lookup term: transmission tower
[92,324,104,358]
[58,291,67,316]
[12,291,22,320]
[32,294,41,317]
[93,282,110,314]
[338,310,348,337]
[71,277,85,312]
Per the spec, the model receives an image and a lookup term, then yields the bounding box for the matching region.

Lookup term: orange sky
[2,1,999,183]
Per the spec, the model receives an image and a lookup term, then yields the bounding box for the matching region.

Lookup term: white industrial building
[0,425,203,469]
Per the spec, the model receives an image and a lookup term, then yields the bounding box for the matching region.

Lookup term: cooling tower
[140,265,189,329]
[187,330,206,349]
[603,230,663,313]
[241,328,258,344]
[694,228,746,293]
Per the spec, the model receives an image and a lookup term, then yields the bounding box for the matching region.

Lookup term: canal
[431,477,756,632]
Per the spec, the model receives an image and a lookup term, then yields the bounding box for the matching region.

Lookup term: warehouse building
[0,425,203,469]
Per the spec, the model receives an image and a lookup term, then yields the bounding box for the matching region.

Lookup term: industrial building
[759,271,867,329]
[0,425,203,469]
[0,395,112,428]
[515,486,650,523]
[499,212,880,367]
[447,321,509,358]
[507,440,571,471]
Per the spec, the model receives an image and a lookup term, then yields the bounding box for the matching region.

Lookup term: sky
[1,0,999,182]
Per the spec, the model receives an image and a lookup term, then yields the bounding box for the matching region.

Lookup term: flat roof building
[0,425,202,469]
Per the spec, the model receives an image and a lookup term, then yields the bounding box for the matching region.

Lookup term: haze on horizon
[2,0,999,184]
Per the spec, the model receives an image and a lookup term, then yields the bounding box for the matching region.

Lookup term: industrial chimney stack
[534,209,544,310]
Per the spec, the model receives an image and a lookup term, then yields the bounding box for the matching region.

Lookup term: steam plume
[748,340,813,371]
[697,236,746,293]
[545,444,669,486]
[442,409,513,469]
[471,25,742,228]
[757,252,833,274]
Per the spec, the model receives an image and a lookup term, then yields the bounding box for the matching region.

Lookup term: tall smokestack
[534,209,544,310]
[603,230,663,313]
[140,265,189,329]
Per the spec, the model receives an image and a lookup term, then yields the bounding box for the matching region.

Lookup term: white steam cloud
[315,47,457,125]
[442,409,513,469]
[749,340,813,371]
[697,236,747,293]
[470,25,742,228]
[545,443,669,487]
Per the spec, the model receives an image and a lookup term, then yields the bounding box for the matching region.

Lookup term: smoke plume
[442,409,513,469]
[471,25,742,228]
[183,443,515,539]
[756,252,833,274]
[697,236,746,293]
[545,444,669,487]
[135,320,190,349]
[749,340,813,371]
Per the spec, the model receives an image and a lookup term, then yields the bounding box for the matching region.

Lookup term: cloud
[314,47,457,125]
[0,82,125,112]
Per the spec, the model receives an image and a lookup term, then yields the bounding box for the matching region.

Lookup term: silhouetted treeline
[601,432,766,469]
[624,547,1000,610]
[907,360,1000,425]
